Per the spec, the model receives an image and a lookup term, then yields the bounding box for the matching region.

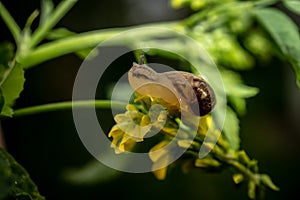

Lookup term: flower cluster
[108,95,224,179]
[108,96,169,154]
[107,94,279,198]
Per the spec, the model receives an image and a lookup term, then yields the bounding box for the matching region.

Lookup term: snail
[128,55,216,116]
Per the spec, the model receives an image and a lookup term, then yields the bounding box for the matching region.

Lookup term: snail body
[128,60,216,116]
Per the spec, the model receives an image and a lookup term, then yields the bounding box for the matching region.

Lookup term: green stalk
[28,0,78,48]
[19,29,122,68]
[227,159,260,185]
[0,2,21,42]
[18,23,177,68]
[189,139,262,191]
[13,100,127,117]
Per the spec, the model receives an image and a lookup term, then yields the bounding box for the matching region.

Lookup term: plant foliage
[0,0,299,199]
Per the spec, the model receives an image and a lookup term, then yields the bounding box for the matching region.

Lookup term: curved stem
[18,23,177,68]
[19,29,122,68]
[28,0,78,48]
[0,2,21,43]
[13,100,127,117]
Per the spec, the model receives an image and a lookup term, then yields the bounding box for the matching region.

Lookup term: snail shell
[128,61,216,116]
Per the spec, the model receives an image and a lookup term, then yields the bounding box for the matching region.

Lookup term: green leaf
[40,0,54,25]
[0,148,45,200]
[222,69,259,98]
[228,96,246,116]
[222,69,259,115]
[255,8,300,89]
[0,62,25,117]
[223,106,240,150]
[0,42,14,69]
[0,42,25,117]
[284,0,300,15]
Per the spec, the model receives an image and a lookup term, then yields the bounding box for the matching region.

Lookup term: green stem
[0,2,21,42]
[28,0,78,48]
[191,138,261,186]
[18,24,177,68]
[19,29,122,68]
[209,148,264,193]
[227,159,260,185]
[13,100,127,117]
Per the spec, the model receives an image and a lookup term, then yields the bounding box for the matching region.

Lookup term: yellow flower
[108,125,137,154]
[197,115,212,136]
[149,140,172,180]
[152,167,168,180]
[108,94,224,180]
[108,104,150,153]
[108,97,168,154]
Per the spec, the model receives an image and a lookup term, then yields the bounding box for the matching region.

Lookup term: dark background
[1,0,300,199]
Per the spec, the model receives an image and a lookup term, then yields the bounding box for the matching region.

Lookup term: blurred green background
[1,0,300,199]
